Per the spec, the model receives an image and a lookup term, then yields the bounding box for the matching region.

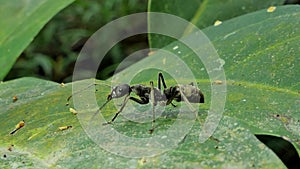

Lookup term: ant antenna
[66,82,110,106]
[90,98,112,123]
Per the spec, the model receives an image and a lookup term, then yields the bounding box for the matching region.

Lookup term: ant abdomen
[176,85,204,103]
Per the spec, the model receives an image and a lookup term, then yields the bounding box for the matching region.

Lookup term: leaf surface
[1,5,299,168]
[148,0,285,48]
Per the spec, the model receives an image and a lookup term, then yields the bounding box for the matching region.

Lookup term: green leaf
[148,0,285,48]
[0,0,74,80]
[117,4,300,166]
[0,78,285,168]
[1,5,299,168]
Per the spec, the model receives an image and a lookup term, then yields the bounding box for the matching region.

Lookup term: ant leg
[149,81,156,134]
[178,87,201,123]
[158,72,167,90]
[90,98,112,121]
[114,96,148,110]
[104,94,131,124]
[159,72,173,106]
[159,72,178,107]
[129,97,149,104]
[171,102,177,107]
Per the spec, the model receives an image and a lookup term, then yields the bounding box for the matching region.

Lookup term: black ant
[67,73,204,133]
[93,73,204,133]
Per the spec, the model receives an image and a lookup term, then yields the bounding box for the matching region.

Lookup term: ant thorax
[130,84,151,97]
[131,84,166,102]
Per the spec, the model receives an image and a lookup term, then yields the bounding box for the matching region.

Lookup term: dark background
[4,0,299,83]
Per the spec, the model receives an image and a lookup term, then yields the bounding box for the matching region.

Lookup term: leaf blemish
[162,58,166,65]
[214,20,222,26]
[59,126,72,131]
[10,120,25,135]
[13,95,18,102]
[267,6,276,13]
[69,107,78,115]
[8,144,14,151]
[213,80,223,85]
[223,32,236,39]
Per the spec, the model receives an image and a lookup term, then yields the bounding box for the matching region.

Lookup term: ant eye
[119,88,123,92]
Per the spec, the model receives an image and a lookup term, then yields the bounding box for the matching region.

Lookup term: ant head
[108,84,131,100]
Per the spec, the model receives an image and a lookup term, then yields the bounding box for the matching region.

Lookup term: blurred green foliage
[4,0,148,82]
[3,0,299,82]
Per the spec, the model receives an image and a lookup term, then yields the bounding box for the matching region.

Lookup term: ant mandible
[94,72,204,133]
